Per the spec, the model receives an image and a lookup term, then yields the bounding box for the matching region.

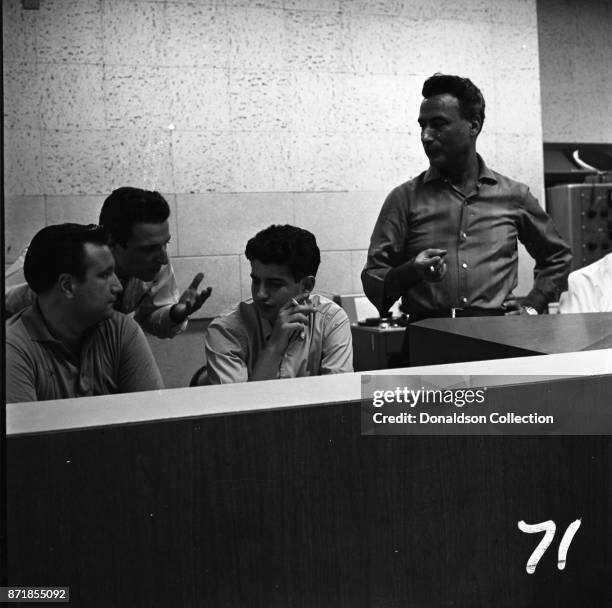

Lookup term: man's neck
[439,152,480,193]
[38,298,87,355]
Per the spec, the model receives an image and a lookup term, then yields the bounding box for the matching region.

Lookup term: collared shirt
[204,295,353,384]
[5,248,185,339]
[6,303,164,403]
[558,253,612,313]
[361,157,572,315]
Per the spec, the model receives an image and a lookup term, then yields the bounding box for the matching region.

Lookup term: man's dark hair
[99,187,170,246]
[24,224,109,294]
[422,73,485,126]
[245,225,321,281]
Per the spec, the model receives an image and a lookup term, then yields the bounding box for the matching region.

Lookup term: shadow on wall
[147,319,210,389]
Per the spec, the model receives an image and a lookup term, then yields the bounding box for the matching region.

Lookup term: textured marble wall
[538,0,612,143]
[4,0,543,316]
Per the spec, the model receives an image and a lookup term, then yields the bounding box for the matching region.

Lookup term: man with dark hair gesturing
[5,187,211,338]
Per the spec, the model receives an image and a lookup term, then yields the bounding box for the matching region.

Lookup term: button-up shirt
[362,157,572,315]
[6,303,164,403]
[204,295,353,384]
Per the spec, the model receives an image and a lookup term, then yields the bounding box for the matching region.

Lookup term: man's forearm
[135,304,186,339]
[384,260,421,300]
[251,343,286,381]
[522,288,549,313]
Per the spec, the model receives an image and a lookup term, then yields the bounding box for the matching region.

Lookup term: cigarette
[292,298,306,340]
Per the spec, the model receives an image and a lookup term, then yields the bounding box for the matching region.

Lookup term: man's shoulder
[484,165,531,196]
[93,311,143,347]
[101,310,141,331]
[311,294,349,325]
[207,302,255,337]
[5,308,31,345]
[204,303,255,359]
[388,170,429,196]
[572,253,612,282]
[210,301,248,324]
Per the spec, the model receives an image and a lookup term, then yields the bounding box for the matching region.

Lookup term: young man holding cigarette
[202,224,353,384]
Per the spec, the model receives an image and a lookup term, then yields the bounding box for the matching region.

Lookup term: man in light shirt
[203,224,353,384]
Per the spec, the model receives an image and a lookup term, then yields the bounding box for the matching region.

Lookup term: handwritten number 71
[518,518,581,574]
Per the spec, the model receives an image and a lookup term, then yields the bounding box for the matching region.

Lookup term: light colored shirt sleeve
[558,272,597,313]
[132,262,187,339]
[5,282,36,317]
[320,308,353,374]
[204,321,249,385]
[118,316,165,392]
[5,248,35,317]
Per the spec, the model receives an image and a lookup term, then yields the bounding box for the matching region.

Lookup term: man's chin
[426,153,447,169]
[255,303,277,321]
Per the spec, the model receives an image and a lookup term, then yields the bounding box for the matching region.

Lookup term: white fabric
[558,254,612,313]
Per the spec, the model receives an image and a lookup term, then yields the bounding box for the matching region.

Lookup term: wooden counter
[6,351,612,606]
[409,312,612,366]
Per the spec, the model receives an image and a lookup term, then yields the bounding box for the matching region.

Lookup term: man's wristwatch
[523,305,538,315]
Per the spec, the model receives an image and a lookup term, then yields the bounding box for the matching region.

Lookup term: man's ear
[469,117,482,137]
[57,273,76,299]
[300,275,316,294]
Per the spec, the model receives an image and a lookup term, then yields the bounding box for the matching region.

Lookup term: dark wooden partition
[409,313,612,366]
[6,377,612,607]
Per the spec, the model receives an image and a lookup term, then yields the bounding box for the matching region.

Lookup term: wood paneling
[7,384,611,606]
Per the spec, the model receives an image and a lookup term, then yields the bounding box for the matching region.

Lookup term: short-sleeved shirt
[204,295,353,384]
[6,303,164,403]
[5,249,186,338]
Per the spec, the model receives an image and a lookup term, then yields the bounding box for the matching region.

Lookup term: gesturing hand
[170,272,212,323]
[414,248,447,283]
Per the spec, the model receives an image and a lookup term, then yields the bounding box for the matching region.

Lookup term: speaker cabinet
[546,183,612,271]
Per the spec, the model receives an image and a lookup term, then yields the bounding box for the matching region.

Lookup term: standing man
[362,74,571,339]
[5,187,211,339]
[6,224,164,402]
